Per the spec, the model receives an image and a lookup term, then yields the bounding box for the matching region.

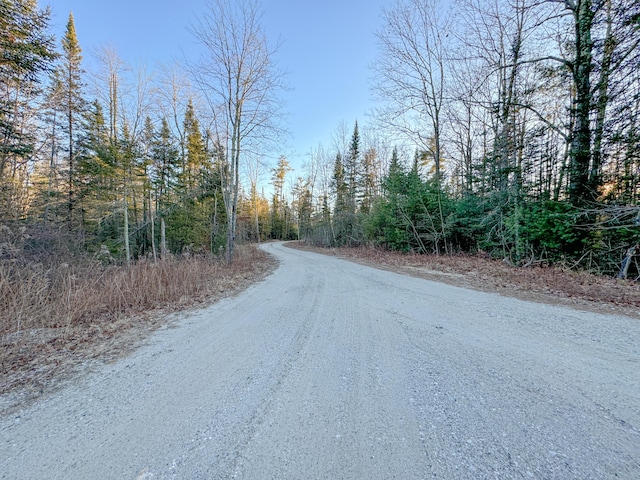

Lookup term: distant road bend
[1,242,639,479]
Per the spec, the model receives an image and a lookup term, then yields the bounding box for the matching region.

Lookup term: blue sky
[47,0,392,171]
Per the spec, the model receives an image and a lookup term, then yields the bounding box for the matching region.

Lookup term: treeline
[0,1,286,262]
[1,0,639,279]
[295,122,639,277]
[287,0,640,278]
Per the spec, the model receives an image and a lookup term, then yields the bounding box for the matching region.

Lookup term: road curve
[1,242,639,479]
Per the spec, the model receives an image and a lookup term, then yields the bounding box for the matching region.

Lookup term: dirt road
[1,242,639,479]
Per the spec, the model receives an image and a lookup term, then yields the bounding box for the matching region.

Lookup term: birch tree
[190,0,285,262]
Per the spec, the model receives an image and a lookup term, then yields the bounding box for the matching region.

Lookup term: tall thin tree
[59,12,85,230]
[0,0,56,218]
[190,0,286,262]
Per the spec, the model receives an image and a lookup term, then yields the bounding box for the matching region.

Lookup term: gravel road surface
[1,242,639,479]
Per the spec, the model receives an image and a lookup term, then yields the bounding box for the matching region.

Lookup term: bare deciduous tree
[190,0,286,262]
[372,0,450,183]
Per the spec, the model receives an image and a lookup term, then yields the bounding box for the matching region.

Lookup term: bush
[521,200,581,258]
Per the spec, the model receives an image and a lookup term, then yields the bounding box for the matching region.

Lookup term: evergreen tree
[332,153,347,214]
[151,118,180,205]
[180,98,208,191]
[140,115,157,259]
[360,147,378,214]
[365,149,410,250]
[364,147,453,254]
[319,194,332,246]
[76,100,115,229]
[164,102,220,253]
[345,121,360,212]
[0,0,57,218]
[270,156,292,239]
[331,152,349,244]
[58,12,85,230]
[151,118,179,257]
[292,176,313,239]
[34,75,64,224]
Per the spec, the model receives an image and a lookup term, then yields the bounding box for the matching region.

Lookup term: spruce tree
[59,12,86,230]
[151,118,179,256]
[167,102,217,253]
[38,74,64,224]
[271,156,292,239]
[152,118,180,204]
[0,0,57,218]
[181,99,208,191]
[360,148,378,215]
[332,153,347,216]
[76,100,114,228]
[386,147,403,193]
[332,153,349,245]
[345,121,360,212]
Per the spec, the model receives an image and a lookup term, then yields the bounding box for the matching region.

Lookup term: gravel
[1,242,639,479]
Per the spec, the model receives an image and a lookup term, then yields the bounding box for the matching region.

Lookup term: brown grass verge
[0,244,277,412]
[287,242,640,319]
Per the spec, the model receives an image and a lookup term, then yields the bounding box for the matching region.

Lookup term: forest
[1,0,639,282]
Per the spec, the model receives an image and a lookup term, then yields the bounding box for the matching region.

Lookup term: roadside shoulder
[285,242,639,320]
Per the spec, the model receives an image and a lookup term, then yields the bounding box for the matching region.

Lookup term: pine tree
[163,101,219,253]
[140,115,157,259]
[365,147,411,251]
[35,74,64,224]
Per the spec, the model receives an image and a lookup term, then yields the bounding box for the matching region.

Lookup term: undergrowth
[0,225,266,342]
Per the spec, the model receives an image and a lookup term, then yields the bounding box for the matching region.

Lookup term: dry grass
[0,247,267,339]
[0,240,277,408]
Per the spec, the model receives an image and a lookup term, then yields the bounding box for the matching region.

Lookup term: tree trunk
[160,217,167,259]
[123,190,131,266]
[617,245,637,279]
[150,190,157,261]
[68,89,74,232]
[591,0,614,195]
[568,0,594,205]
[46,110,58,225]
